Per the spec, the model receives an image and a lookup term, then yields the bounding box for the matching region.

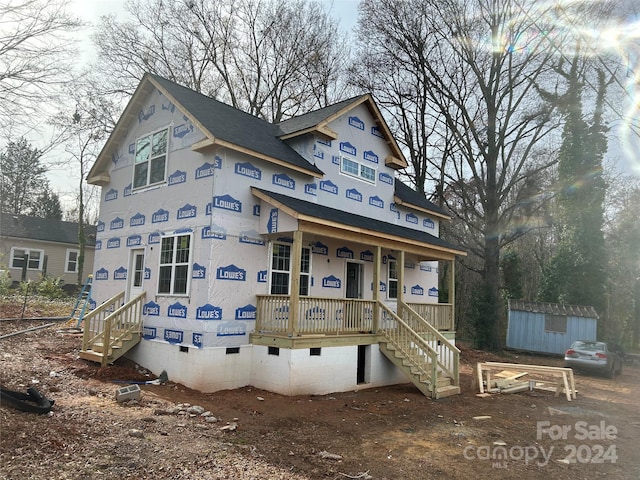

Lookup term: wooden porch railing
[256,295,375,335]
[406,302,454,330]
[81,291,145,366]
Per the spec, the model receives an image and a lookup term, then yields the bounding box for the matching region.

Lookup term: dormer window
[133,128,169,189]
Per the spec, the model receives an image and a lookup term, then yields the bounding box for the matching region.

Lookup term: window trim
[10,247,44,271]
[65,249,79,273]
[132,126,170,191]
[269,241,311,296]
[157,232,193,296]
[339,154,376,185]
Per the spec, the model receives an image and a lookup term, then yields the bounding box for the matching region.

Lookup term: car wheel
[607,364,615,379]
[616,362,623,376]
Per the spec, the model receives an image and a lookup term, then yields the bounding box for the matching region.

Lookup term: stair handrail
[82,291,125,352]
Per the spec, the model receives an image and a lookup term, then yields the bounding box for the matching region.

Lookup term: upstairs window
[133,128,169,189]
[65,249,79,273]
[340,155,376,184]
[158,233,192,295]
[10,248,43,270]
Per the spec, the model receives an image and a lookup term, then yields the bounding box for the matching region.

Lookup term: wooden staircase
[377,301,460,399]
[79,291,146,367]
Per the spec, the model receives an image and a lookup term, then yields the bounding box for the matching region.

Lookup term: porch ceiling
[252,188,466,261]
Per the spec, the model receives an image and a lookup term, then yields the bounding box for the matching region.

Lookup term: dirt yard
[1,316,639,480]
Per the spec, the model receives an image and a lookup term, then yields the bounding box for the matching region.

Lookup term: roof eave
[393,195,450,220]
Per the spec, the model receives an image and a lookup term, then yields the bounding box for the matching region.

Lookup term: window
[388,258,398,299]
[270,242,311,295]
[340,155,376,184]
[133,128,169,189]
[10,248,43,270]
[65,249,79,273]
[158,233,192,295]
[544,314,567,333]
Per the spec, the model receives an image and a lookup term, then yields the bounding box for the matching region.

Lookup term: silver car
[564,341,624,378]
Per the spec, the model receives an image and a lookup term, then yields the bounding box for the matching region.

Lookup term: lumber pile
[476,361,577,401]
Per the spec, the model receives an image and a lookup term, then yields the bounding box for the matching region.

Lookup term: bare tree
[0,0,82,135]
[91,0,350,122]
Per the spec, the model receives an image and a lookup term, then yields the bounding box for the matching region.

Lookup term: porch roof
[252,188,466,260]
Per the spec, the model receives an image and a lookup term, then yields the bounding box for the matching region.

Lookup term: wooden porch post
[449,258,456,330]
[397,250,405,305]
[289,230,303,337]
[372,245,381,332]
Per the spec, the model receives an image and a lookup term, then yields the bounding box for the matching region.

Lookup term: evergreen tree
[0,138,49,214]
[29,187,63,220]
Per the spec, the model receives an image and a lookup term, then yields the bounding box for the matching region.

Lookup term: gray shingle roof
[276,96,367,136]
[508,299,599,319]
[0,212,96,246]
[394,180,449,217]
[148,74,323,176]
[253,188,464,254]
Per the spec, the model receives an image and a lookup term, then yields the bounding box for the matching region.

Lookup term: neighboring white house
[85,73,465,397]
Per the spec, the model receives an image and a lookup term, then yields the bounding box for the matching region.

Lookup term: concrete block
[116,384,141,403]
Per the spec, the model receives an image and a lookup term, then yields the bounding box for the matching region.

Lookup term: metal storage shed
[506,299,598,355]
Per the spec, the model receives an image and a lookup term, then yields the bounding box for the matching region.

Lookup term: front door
[128,249,145,300]
[346,261,363,299]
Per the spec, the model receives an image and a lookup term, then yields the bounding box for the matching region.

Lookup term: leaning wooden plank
[477,363,485,393]
[493,370,528,380]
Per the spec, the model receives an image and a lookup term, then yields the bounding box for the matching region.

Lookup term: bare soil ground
[1,316,639,480]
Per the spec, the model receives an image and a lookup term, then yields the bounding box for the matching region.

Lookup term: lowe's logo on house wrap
[138,105,155,122]
[173,123,193,139]
[369,196,384,208]
[235,162,262,180]
[114,266,127,280]
[318,138,332,146]
[371,125,384,138]
[346,188,362,202]
[216,321,246,337]
[339,142,356,156]
[95,240,102,250]
[257,270,267,282]
[272,173,295,190]
[313,146,324,160]
[195,161,219,180]
[216,264,246,281]
[95,268,109,280]
[411,284,424,296]
[148,232,161,244]
[192,263,206,279]
[168,170,187,186]
[164,329,183,344]
[97,221,105,232]
[127,235,142,247]
[196,304,222,320]
[168,302,188,318]
[193,333,203,348]
[110,217,124,230]
[201,224,227,240]
[111,151,122,165]
[144,267,151,280]
[105,188,118,202]
[235,304,256,320]
[349,116,365,130]
[379,281,387,292]
[267,208,278,233]
[152,209,169,223]
[405,262,415,269]
[423,218,435,229]
[322,275,341,289]
[239,230,265,246]
[253,205,260,216]
[177,203,197,219]
[214,194,242,213]
[129,143,135,155]
[107,238,121,249]
[379,172,393,185]
[420,264,432,272]
[428,287,438,297]
[162,100,175,113]
[142,327,157,339]
[337,246,354,259]
[304,183,317,196]
[332,155,340,165]
[406,213,418,224]
[124,184,132,197]
[143,301,160,316]
[363,150,379,164]
[361,250,374,262]
[130,213,145,227]
[320,180,338,195]
[312,241,328,255]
